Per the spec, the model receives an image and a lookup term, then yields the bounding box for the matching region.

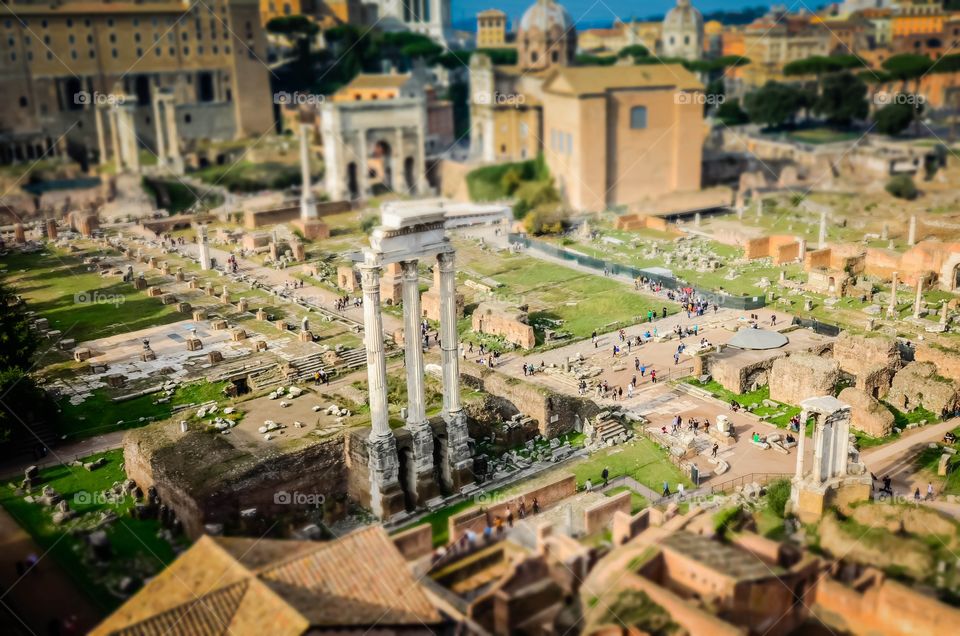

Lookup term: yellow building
[260,0,301,25]
[891,0,946,38]
[0,0,273,164]
[578,20,661,55]
[540,64,704,211]
[331,73,418,102]
[477,8,508,48]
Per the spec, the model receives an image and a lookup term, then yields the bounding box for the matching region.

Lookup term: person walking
[602,467,610,487]
[650,369,657,383]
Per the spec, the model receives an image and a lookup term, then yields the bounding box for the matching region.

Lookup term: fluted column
[357,128,369,199]
[108,107,122,172]
[94,105,107,166]
[402,260,427,427]
[437,251,462,418]
[152,97,167,166]
[795,410,807,481]
[299,122,317,219]
[361,263,391,439]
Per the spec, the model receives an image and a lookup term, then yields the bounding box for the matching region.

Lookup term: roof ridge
[252,525,386,575]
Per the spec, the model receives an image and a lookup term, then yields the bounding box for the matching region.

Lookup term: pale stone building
[0,0,273,166]
[660,0,704,61]
[364,0,452,44]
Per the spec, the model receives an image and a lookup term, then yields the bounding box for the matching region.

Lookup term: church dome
[663,0,703,33]
[520,0,574,33]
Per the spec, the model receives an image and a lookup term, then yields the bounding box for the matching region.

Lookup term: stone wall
[583,490,631,535]
[833,332,901,377]
[391,523,433,560]
[461,362,600,438]
[887,361,960,417]
[744,235,800,265]
[837,387,895,437]
[708,353,784,395]
[243,199,351,229]
[915,344,960,383]
[124,424,349,539]
[471,301,536,349]
[769,354,840,406]
[447,474,576,543]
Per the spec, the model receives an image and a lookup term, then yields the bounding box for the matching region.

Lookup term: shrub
[765,479,792,518]
[885,174,918,200]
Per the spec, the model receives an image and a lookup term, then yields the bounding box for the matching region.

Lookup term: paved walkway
[0,508,101,634]
[863,417,959,502]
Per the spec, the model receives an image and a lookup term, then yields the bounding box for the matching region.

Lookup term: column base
[368,433,403,519]
[442,410,474,493]
[291,218,330,241]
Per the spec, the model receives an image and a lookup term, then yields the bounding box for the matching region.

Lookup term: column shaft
[795,410,807,481]
[361,264,391,439]
[299,122,316,218]
[109,108,122,172]
[94,106,107,165]
[153,98,167,165]
[402,260,427,426]
[438,251,462,417]
[357,129,369,198]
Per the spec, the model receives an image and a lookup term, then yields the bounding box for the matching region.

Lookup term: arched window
[630,106,647,130]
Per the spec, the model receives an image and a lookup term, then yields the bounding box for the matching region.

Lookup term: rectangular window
[630,106,648,130]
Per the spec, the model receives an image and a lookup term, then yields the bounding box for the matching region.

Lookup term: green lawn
[786,128,863,145]
[683,378,801,428]
[0,450,184,612]
[57,381,229,440]
[456,244,674,344]
[605,485,648,514]
[1,247,184,344]
[569,437,692,493]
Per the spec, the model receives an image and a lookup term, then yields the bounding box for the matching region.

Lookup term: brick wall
[583,490,631,535]
[391,523,433,560]
[447,474,576,543]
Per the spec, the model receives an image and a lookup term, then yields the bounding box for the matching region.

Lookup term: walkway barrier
[708,471,791,495]
[508,234,766,310]
[790,316,841,337]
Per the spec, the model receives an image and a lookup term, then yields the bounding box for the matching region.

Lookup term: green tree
[716,97,749,126]
[575,53,617,66]
[0,368,55,447]
[266,15,319,39]
[617,44,650,61]
[0,281,39,371]
[885,174,918,200]
[744,81,807,129]
[873,102,916,136]
[816,71,868,126]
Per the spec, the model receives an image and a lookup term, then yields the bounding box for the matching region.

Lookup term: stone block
[192,310,207,321]
[177,302,192,314]
[208,351,223,364]
[769,354,840,406]
[146,287,163,297]
[186,337,203,351]
[134,277,148,291]
[231,328,247,341]
[838,387,894,437]
[160,294,177,305]
[254,340,267,351]
[73,348,92,362]
[210,319,228,330]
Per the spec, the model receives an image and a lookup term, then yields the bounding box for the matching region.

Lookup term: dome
[727,328,789,351]
[520,0,574,33]
[663,0,703,33]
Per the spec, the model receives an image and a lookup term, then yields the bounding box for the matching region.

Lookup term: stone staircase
[594,415,629,445]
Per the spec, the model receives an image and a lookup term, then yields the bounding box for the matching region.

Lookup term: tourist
[927,483,935,501]
[483,524,493,543]
[677,483,685,500]
[627,382,634,398]
[635,358,640,372]
[650,369,657,383]
[584,478,592,491]
[617,386,623,400]
[914,487,922,503]
[506,508,514,527]
[771,313,777,326]
[522,363,528,376]
[711,443,719,458]
[532,497,541,514]
[495,516,504,535]
[640,363,646,377]
[602,467,609,486]
[674,352,680,365]
[518,497,526,519]
[662,481,671,497]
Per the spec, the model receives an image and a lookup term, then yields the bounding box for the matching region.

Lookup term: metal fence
[790,316,841,337]
[508,234,766,311]
[708,472,791,495]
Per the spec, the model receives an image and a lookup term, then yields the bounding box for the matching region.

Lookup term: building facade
[660,0,704,61]
[365,0,451,44]
[0,0,273,166]
[476,8,507,48]
[540,64,704,211]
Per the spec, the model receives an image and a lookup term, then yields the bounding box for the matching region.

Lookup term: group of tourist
[333,295,360,312]
[432,497,543,565]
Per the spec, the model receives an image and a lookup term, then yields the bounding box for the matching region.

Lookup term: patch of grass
[193,161,304,193]
[0,450,184,611]
[1,247,184,344]
[605,485,648,514]
[885,403,939,429]
[57,381,229,440]
[569,437,691,493]
[684,378,801,428]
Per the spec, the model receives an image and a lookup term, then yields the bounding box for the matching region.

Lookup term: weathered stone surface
[832,332,901,378]
[471,301,536,349]
[887,361,960,417]
[838,387,895,437]
[769,354,840,406]
[915,344,960,383]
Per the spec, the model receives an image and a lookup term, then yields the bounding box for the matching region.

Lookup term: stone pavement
[863,417,960,502]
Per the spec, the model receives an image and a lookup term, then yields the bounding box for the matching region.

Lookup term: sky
[450,0,772,28]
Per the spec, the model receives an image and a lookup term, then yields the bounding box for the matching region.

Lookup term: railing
[509,234,767,310]
[708,472,791,495]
